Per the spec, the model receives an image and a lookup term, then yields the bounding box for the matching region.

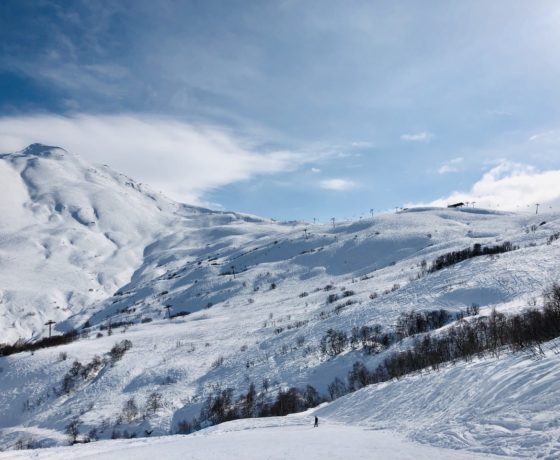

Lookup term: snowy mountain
[1,144,560,458]
[0,144,265,343]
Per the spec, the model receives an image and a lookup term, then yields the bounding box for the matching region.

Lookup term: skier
[314,416,319,427]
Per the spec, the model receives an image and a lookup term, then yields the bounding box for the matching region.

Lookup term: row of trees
[177,383,324,434]
[395,306,480,339]
[60,340,132,395]
[320,307,469,358]
[0,330,78,357]
[429,242,517,272]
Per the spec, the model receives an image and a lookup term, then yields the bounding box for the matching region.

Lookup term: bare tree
[65,418,81,444]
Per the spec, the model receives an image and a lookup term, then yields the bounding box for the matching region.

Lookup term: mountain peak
[19,143,67,158]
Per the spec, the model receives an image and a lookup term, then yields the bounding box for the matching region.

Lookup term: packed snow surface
[1,144,560,458]
[0,414,504,460]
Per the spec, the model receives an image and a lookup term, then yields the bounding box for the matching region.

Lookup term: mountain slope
[0,144,262,342]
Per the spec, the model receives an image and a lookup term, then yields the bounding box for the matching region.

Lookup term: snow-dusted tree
[320,329,348,357]
[65,418,81,444]
[145,392,163,416]
[123,397,139,422]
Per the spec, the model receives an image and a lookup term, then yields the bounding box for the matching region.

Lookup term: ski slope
[0,413,505,460]
[317,341,560,458]
[1,144,560,458]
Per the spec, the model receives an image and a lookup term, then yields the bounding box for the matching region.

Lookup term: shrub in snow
[65,418,81,445]
[211,356,225,369]
[109,339,132,365]
[14,437,35,450]
[326,293,339,304]
[320,329,348,357]
[145,392,164,416]
[349,324,388,354]
[547,232,560,244]
[122,397,139,422]
[60,355,103,394]
[88,428,98,441]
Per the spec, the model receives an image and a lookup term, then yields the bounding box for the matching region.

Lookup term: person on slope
[314,416,319,427]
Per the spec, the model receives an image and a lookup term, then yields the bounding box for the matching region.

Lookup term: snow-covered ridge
[1,144,560,457]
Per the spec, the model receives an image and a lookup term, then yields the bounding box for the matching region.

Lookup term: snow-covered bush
[109,340,132,365]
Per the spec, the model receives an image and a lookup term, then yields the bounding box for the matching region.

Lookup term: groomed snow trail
[0,415,504,460]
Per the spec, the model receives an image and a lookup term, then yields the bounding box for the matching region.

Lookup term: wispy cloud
[400,131,434,143]
[0,114,320,205]
[528,130,560,143]
[319,178,356,191]
[437,157,463,174]
[350,141,373,148]
[487,109,513,117]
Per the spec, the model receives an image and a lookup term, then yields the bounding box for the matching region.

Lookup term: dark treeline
[395,309,452,338]
[176,383,324,434]
[0,330,78,357]
[340,283,560,393]
[322,306,479,359]
[395,304,480,339]
[430,241,517,273]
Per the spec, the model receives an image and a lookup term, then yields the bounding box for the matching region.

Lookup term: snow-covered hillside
[1,144,560,458]
[0,144,267,343]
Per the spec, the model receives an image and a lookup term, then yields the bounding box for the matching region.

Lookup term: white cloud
[319,178,356,191]
[437,157,464,174]
[400,131,434,143]
[487,109,513,117]
[0,114,317,205]
[415,161,560,211]
[350,141,373,148]
[310,167,321,173]
[528,130,560,143]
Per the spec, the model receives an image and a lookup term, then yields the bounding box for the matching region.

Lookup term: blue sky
[1,1,560,220]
